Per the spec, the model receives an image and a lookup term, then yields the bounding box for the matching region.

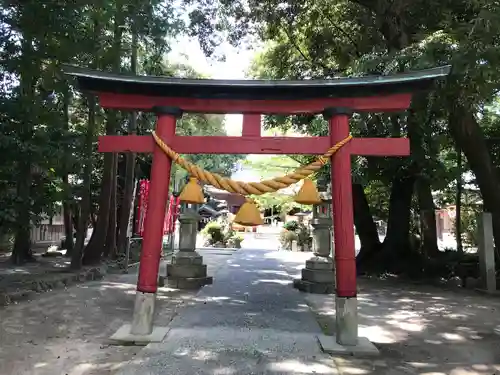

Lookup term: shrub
[279,229,298,250]
[201,221,225,245]
[227,234,244,248]
[296,223,312,248]
[283,220,299,231]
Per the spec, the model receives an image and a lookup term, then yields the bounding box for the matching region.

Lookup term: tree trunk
[352,183,381,263]
[11,19,36,265]
[12,160,33,264]
[416,177,439,256]
[62,174,74,252]
[81,2,124,265]
[62,84,74,255]
[383,174,415,257]
[104,154,118,258]
[82,144,114,264]
[117,13,138,254]
[448,103,500,254]
[71,94,97,269]
[456,148,463,254]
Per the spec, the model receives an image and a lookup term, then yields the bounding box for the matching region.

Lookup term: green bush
[227,234,244,248]
[279,229,298,250]
[201,221,225,245]
[283,220,299,231]
[296,223,312,248]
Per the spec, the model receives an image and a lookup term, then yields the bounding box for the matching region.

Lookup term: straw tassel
[294,178,321,205]
[179,177,205,204]
[233,198,263,226]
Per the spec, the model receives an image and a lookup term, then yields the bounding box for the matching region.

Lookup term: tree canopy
[1,0,500,280]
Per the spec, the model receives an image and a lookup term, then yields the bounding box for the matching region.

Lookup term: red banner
[136,179,179,236]
[136,179,150,236]
[164,195,180,234]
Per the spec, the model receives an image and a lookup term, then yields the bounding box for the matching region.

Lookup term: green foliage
[279,229,298,250]
[283,220,298,231]
[186,0,500,261]
[201,220,243,248]
[226,233,243,249]
[201,221,225,244]
[296,223,312,248]
[0,0,244,263]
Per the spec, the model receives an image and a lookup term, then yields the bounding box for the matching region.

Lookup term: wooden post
[131,106,181,336]
[136,107,181,294]
[324,107,358,346]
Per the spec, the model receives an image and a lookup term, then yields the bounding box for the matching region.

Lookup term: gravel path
[116,249,338,375]
[3,247,500,375]
[0,250,234,375]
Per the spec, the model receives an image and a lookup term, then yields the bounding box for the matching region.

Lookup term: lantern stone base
[293,256,335,295]
[159,250,213,290]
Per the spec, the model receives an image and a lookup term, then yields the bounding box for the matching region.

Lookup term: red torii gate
[65,65,450,346]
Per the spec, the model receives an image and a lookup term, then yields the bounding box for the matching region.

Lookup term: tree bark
[62,84,74,255]
[71,94,97,269]
[352,183,381,262]
[117,11,138,254]
[103,153,118,258]
[448,103,500,254]
[82,139,114,264]
[12,14,36,265]
[456,147,463,254]
[12,161,33,264]
[81,2,124,265]
[416,177,439,256]
[62,174,74,252]
[383,173,415,257]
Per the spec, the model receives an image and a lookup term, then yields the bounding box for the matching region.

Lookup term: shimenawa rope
[152,131,352,196]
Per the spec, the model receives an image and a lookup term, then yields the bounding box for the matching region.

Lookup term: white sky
[169,35,255,136]
[168,36,304,186]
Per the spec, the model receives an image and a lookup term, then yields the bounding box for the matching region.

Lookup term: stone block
[171,251,203,265]
[293,279,335,294]
[302,268,335,283]
[306,256,334,270]
[167,264,207,278]
[166,276,213,290]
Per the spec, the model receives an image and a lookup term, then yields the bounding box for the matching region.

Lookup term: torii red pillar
[325,107,358,345]
[130,106,182,336]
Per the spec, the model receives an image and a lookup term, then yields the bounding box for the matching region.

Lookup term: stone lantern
[159,205,212,289]
[293,179,335,294]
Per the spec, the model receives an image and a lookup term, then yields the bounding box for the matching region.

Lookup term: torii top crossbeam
[64,65,450,114]
[64,65,450,157]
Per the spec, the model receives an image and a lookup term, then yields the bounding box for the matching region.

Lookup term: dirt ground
[0,250,234,375]
[1,248,500,375]
[306,277,500,375]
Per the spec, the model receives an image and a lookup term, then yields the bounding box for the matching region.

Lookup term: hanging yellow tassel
[294,178,322,205]
[233,198,263,226]
[179,177,205,204]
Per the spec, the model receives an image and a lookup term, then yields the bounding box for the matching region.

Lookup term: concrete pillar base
[317,334,379,356]
[335,296,358,346]
[109,292,169,345]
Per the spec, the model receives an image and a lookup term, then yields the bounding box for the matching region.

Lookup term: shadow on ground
[2,248,500,375]
[113,249,500,375]
[0,250,233,375]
